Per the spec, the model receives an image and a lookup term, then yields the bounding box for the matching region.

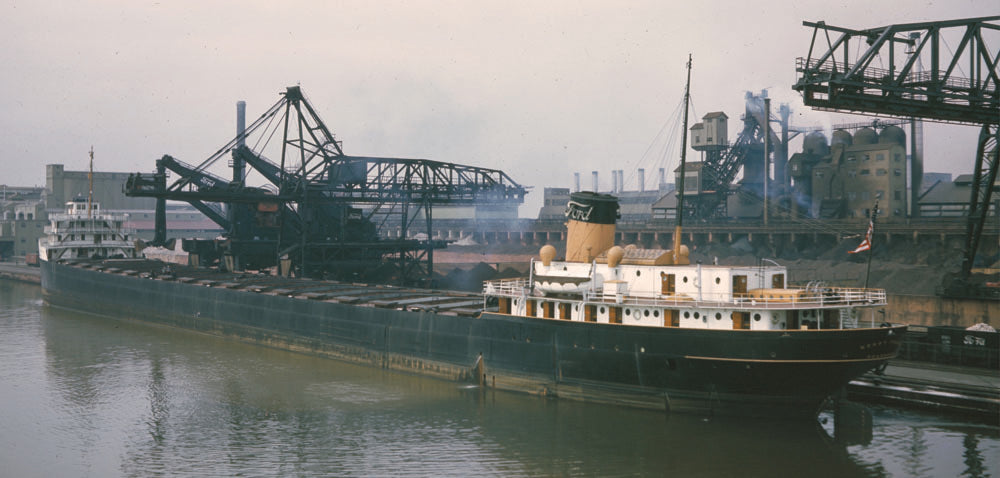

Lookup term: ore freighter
[39,189,905,418]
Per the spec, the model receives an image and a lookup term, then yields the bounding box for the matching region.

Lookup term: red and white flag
[849,219,873,254]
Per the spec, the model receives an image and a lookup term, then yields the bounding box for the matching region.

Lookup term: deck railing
[482,278,887,309]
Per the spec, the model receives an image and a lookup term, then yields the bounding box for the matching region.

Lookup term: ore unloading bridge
[126,86,526,284]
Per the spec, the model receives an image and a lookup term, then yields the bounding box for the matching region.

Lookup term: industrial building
[46,163,156,212]
[790,125,909,219]
[1,165,223,261]
[538,169,673,224]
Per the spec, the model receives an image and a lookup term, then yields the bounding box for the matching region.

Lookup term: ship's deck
[483,278,887,310]
[66,258,486,316]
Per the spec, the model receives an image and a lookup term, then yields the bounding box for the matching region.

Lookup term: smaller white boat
[38,197,139,262]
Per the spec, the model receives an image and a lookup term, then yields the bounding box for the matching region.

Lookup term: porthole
[636,270,641,277]
[694,312,700,319]
[625,309,631,316]
[574,305,579,311]
[643,310,650,317]
[684,311,690,318]
[683,276,689,283]
[653,310,660,318]
[753,313,761,321]
[715,313,722,320]
[715,277,721,284]
[600,307,606,314]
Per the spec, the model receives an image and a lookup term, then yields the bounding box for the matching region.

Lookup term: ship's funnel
[564,192,619,262]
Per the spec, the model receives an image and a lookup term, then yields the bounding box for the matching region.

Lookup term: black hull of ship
[41,260,904,418]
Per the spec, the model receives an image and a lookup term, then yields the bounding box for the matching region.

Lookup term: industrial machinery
[126,86,526,284]
[686,92,782,219]
[793,16,999,298]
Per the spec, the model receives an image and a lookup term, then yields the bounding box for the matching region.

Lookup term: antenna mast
[673,54,692,264]
[88,146,94,219]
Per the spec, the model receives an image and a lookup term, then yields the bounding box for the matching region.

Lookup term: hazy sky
[1,1,996,214]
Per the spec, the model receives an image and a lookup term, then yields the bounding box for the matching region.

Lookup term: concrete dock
[0,262,40,284]
[848,360,999,423]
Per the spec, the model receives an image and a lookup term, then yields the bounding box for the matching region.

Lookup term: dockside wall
[886,294,998,328]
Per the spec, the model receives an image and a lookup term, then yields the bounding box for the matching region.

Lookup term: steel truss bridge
[126,86,526,283]
[793,16,999,295]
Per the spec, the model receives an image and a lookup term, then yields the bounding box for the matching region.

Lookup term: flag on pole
[849,218,873,254]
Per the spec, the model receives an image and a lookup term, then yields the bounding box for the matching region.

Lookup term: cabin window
[661,273,676,295]
[636,271,641,277]
[715,313,722,320]
[733,275,747,296]
[683,276,689,283]
[610,307,623,324]
[584,305,597,322]
[625,309,631,316]
[693,312,700,319]
[684,311,690,318]
[599,307,606,314]
[653,310,659,318]
[715,277,721,284]
[558,303,573,320]
[753,313,761,321]
[732,312,749,329]
[498,297,512,314]
[643,310,650,317]
[771,274,785,289]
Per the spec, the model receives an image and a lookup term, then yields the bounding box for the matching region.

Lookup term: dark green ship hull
[41,259,905,418]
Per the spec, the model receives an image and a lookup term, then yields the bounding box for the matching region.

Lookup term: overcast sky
[1,1,995,215]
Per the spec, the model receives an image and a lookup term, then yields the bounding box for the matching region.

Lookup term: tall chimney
[659,167,666,186]
[564,192,619,262]
[234,101,247,184]
[236,101,246,147]
[574,172,580,192]
[611,170,618,193]
[638,168,645,192]
[618,170,625,193]
[592,171,598,192]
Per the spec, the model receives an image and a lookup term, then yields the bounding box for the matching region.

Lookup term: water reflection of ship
[35,298,997,477]
[37,300,861,476]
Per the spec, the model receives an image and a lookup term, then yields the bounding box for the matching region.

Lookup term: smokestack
[234,101,247,184]
[638,168,645,192]
[611,170,618,193]
[574,172,580,192]
[236,101,246,147]
[659,168,666,187]
[564,192,619,262]
[618,169,625,193]
[592,171,598,192]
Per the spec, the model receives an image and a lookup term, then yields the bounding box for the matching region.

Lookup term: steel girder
[793,17,1000,286]
[794,16,999,125]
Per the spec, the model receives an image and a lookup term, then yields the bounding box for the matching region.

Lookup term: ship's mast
[673,54,691,264]
[88,146,94,219]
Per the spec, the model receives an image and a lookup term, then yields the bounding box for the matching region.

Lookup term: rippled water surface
[1,280,997,477]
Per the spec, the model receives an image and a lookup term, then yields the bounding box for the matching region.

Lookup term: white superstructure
[482,192,886,332]
[38,198,139,262]
[484,253,885,331]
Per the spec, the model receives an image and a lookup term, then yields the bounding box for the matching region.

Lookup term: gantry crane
[793,16,999,298]
[126,86,527,284]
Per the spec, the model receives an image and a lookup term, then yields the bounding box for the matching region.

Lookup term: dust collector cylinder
[564,192,620,262]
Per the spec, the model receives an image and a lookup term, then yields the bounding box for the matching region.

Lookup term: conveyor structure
[126,86,527,284]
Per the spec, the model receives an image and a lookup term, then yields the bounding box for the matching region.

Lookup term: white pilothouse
[38,197,139,262]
